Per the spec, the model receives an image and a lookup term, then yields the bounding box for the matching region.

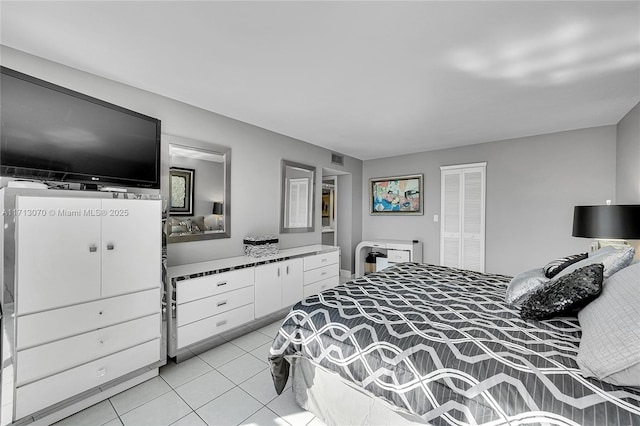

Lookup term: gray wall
[1,46,363,267]
[362,126,617,276]
[616,102,640,203]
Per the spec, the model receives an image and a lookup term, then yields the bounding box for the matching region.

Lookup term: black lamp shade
[212,202,223,215]
[572,205,640,239]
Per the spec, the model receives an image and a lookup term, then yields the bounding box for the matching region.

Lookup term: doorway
[321,176,337,246]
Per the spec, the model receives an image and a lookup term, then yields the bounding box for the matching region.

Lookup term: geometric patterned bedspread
[269,263,640,426]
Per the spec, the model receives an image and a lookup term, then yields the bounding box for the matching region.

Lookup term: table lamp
[212,202,224,230]
[572,203,640,252]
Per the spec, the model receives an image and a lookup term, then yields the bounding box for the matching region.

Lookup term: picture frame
[169,167,195,216]
[369,174,423,215]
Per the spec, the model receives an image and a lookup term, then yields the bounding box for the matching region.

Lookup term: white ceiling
[1,1,639,160]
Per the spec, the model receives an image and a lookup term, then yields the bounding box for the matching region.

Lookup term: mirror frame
[163,134,231,243]
[280,159,316,234]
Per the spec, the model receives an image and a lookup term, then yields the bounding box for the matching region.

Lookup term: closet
[440,163,486,272]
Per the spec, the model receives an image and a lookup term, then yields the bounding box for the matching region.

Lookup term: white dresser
[167,245,340,360]
[0,189,163,425]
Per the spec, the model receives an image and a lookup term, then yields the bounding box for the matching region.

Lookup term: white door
[254,263,282,318]
[462,168,485,272]
[441,171,462,268]
[281,258,303,307]
[16,196,102,314]
[101,199,161,297]
[440,163,486,272]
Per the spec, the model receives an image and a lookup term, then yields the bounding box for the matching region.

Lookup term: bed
[269,262,640,426]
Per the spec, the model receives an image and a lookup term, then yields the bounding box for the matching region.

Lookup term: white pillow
[577,262,640,386]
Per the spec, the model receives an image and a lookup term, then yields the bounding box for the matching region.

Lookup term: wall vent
[331,153,344,166]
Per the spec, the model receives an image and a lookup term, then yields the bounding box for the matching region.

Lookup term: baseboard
[340,269,353,279]
[27,369,158,426]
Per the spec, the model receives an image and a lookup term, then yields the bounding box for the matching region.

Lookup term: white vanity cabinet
[255,258,303,318]
[303,251,340,298]
[1,190,163,424]
[175,268,255,348]
[168,245,340,360]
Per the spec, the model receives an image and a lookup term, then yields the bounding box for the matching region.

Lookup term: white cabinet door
[254,263,282,318]
[281,258,303,307]
[101,199,161,297]
[16,197,101,314]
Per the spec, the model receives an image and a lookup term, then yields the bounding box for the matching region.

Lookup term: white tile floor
[54,319,326,426]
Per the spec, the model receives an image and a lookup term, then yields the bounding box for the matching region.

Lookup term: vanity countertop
[167,244,340,279]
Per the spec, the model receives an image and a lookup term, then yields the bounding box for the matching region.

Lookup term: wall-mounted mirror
[164,136,231,243]
[281,159,315,233]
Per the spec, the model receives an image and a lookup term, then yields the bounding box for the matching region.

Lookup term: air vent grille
[331,153,344,166]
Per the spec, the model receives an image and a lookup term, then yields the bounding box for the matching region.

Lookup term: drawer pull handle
[321,272,327,276]
[98,311,103,315]
[217,282,227,287]
[97,368,107,378]
[216,320,227,327]
[321,285,327,289]
[217,301,228,307]
[321,258,328,262]
[106,243,115,251]
[98,339,104,345]
[89,245,98,253]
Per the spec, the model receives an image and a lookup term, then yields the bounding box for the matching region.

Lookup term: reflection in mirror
[167,141,231,243]
[281,160,315,233]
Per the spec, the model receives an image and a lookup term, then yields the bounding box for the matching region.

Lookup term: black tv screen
[0,67,160,189]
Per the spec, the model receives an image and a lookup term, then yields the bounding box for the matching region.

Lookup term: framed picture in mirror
[169,167,195,216]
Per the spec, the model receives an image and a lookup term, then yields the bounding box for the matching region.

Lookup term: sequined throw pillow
[520,263,604,321]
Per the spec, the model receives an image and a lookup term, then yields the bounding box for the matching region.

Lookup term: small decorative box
[243,235,279,258]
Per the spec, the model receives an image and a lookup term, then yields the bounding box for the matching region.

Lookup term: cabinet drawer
[303,276,339,298]
[17,288,160,349]
[16,314,160,386]
[177,268,254,304]
[387,249,410,263]
[304,264,338,285]
[15,339,160,420]
[303,251,339,271]
[177,286,254,327]
[177,304,254,349]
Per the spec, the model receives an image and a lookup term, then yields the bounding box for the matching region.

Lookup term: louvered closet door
[462,168,485,272]
[440,163,486,273]
[441,171,462,268]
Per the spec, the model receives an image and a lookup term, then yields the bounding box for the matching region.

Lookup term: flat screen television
[0,67,161,189]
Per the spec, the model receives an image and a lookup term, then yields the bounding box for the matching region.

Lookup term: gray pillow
[557,245,635,280]
[577,262,640,386]
[505,268,549,306]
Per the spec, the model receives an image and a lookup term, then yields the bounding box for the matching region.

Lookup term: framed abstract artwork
[169,167,195,216]
[369,174,423,215]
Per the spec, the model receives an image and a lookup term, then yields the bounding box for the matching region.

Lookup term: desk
[354,239,423,278]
